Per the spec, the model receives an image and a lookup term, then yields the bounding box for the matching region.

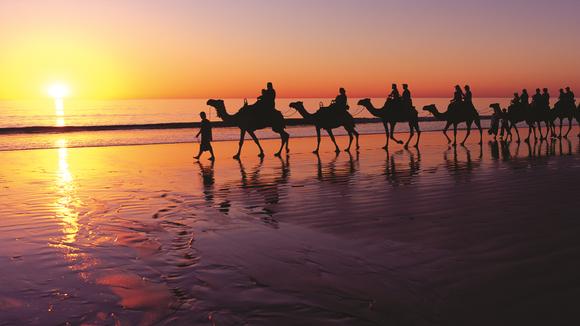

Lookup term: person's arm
[195,129,201,138]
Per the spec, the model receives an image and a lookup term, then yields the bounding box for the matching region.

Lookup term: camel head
[206,99,227,119]
[422,104,437,113]
[357,98,372,107]
[289,101,304,110]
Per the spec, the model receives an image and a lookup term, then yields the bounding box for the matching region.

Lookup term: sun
[47,83,71,99]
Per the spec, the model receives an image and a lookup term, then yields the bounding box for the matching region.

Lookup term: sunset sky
[1,0,579,99]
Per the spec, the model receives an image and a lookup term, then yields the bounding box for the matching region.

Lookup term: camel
[206,99,290,159]
[422,103,483,145]
[357,99,421,149]
[548,100,576,138]
[490,103,534,143]
[289,101,359,153]
[490,102,555,142]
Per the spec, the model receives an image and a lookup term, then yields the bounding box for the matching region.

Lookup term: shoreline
[0,115,495,136]
[2,122,575,153]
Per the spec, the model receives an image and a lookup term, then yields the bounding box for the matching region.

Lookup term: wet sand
[0,128,579,325]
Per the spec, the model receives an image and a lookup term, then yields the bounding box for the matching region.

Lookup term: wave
[0,116,492,136]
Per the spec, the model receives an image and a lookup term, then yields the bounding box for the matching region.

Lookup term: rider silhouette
[402,84,412,107]
[532,88,543,110]
[521,89,529,106]
[389,84,400,100]
[255,82,276,112]
[565,87,575,104]
[330,87,349,111]
[542,88,550,108]
[451,85,464,103]
[511,92,521,106]
[464,85,476,111]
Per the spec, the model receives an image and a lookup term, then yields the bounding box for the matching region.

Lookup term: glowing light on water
[47,83,70,127]
[54,139,79,246]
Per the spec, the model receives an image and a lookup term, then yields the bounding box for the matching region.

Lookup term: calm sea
[0,98,510,151]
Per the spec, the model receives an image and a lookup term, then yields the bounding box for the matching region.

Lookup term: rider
[389,84,400,100]
[464,85,476,112]
[542,88,550,109]
[263,82,276,110]
[510,92,521,106]
[402,84,412,107]
[520,89,529,106]
[557,88,566,105]
[565,87,576,105]
[531,88,543,110]
[330,87,349,111]
[452,85,464,103]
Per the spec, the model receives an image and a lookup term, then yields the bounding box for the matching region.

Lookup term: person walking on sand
[194,112,215,161]
[488,105,501,139]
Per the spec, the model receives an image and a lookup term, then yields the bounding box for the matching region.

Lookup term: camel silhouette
[289,101,359,153]
[549,101,579,138]
[490,102,557,143]
[490,103,534,143]
[422,104,483,145]
[356,99,421,149]
[207,99,290,159]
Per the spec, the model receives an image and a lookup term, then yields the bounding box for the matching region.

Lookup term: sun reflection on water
[55,98,65,127]
[53,139,80,250]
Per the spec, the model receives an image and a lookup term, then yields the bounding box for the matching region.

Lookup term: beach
[1,128,579,325]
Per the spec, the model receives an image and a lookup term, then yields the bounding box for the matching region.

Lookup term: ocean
[0,97,511,151]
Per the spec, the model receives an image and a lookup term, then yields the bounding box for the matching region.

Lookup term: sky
[1,0,579,99]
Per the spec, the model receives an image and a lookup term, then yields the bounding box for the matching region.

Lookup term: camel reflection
[384,148,421,186]
[443,144,482,180]
[214,156,290,227]
[315,151,358,183]
[524,138,572,158]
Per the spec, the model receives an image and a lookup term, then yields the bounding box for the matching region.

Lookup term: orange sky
[1,0,579,100]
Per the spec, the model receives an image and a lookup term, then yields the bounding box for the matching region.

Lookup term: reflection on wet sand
[315,151,358,182]
[52,139,81,253]
[443,144,483,180]
[384,148,421,186]
[1,129,580,325]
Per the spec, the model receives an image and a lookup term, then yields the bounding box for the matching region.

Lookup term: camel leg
[564,118,572,138]
[461,122,472,146]
[390,122,404,145]
[327,129,341,153]
[474,119,483,145]
[345,130,353,152]
[313,127,321,154]
[247,130,265,157]
[538,121,545,140]
[558,118,563,138]
[404,121,414,149]
[275,130,289,157]
[233,129,246,159]
[530,123,538,141]
[443,122,452,144]
[414,121,421,147]
[344,125,359,151]
[283,130,290,153]
[452,124,458,146]
[382,120,390,150]
[513,122,521,143]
